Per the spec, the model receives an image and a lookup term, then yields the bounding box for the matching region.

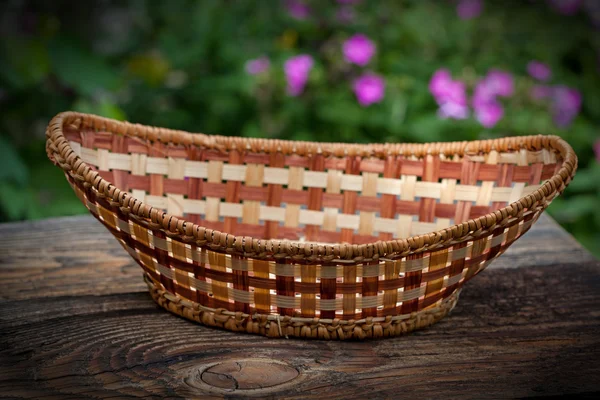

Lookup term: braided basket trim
[46,111,577,263]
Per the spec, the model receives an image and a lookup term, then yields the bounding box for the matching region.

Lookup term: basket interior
[64,128,563,246]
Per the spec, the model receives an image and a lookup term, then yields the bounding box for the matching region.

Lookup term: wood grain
[0,214,599,398]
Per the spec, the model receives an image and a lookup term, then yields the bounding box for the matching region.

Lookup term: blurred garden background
[0,0,598,257]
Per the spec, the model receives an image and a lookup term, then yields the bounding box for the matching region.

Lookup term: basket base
[144,274,460,340]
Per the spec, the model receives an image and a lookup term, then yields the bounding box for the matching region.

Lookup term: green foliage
[0,0,598,257]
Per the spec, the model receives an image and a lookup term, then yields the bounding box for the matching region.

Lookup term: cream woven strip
[139,192,540,235]
[71,141,544,201]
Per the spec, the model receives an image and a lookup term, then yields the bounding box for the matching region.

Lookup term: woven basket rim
[46,111,577,262]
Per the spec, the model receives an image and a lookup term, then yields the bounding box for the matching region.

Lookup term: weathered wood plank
[0,214,599,398]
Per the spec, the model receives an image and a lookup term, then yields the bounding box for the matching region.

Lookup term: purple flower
[530,85,553,100]
[472,70,513,128]
[457,0,483,20]
[343,34,376,66]
[527,61,552,81]
[429,69,453,99]
[245,57,270,75]
[475,100,504,128]
[438,101,470,120]
[429,69,468,105]
[429,69,469,119]
[552,85,582,127]
[483,70,514,97]
[548,0,582,15]
[594,139,600,163]
[353,73,385,106]
[285,0,311,20]
[473,80,496,109]
[284,54,314,96]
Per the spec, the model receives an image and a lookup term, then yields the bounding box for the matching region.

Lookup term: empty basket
[46,112,577,339]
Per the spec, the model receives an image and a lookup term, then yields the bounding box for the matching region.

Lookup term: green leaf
[0,38,50,88]
[72,99,126,121]
[0,136,29,186]
[0,182,33,221]
[49,38,121,96]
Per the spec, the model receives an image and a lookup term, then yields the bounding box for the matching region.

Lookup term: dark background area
[0,0,598,256]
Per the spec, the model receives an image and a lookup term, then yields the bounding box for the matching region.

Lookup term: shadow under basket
[46,112,577,340]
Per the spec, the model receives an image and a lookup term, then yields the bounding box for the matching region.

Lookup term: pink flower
[429,68,469,119]
[353,73,385,106]
[438,101,470,120]
[457,0,483,19]
[429,69,468,105]
[527,61,552,81]
[548,0,582,15]
[472,70,512,128]
[483,70,514,97]
[530,85,553,100]
[343,34,376,66]
[475,100,504,128]
[285,0,311,20]
[284,55,314,96]
[429,69,453,99]
[594,139,600,163]
[552,85,582,127]
[245,57,270,75]
[473,80,496,108]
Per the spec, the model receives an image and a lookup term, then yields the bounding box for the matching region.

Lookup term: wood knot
[186,359,301,394]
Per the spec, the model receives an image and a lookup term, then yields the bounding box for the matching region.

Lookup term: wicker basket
[46,112,577,340]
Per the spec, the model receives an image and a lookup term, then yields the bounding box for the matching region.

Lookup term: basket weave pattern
[46,112,577,339]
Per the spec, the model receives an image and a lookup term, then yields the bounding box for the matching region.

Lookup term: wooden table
[1,214,599,399]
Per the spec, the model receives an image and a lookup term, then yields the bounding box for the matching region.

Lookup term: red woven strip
[477,163,501,181]
[265,152,285,242]
[438,161,462,180]
[239,186,269,202]
[281,189,308,205]
[276,259,295,316]
[185,146,204,224]
[314,230,342,244]
[351,234,381,245]
[163,179,188,196]
[306,154,325,242]
[401,159,424,177]
[491,163,514,211]
[359,158,385,174]
[379,155,400,241]
[244,152,271,165]
[224,149,242,236]
[284,154,310,168]
[400,254,422,315]
[202,149,229,162]
[419,154,440,223]
[356,196,381,213]
[529,163,544,185]
[361,260,379,318]
[322,192,343,209]
[320,262,337,319]
[341,155,360,243]
[512,166,531,182]
[444,241,467,298]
